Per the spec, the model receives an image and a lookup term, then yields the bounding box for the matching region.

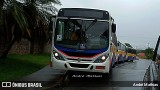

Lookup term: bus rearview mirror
[117,43,119,46]
[112,23,116,33]
[49,16,56,31]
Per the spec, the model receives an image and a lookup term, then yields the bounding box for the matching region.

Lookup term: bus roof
[57,8,110,20]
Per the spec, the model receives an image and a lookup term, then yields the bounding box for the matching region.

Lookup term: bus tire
[112,59,115,68]
[109,69,112,75]
[116,61,119,64]
[112,63,115,68]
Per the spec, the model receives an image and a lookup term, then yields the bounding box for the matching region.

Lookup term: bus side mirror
[49,15,56,31]
[112,23,116,33]
[117,43,119,46]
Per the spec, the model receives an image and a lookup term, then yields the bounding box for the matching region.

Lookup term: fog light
[96,66,105,69]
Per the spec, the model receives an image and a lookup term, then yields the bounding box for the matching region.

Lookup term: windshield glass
[54,19,109,50]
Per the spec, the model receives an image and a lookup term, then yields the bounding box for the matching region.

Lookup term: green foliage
[136,49,144,53]
[144,48,154,59]
[0,8,3,29]
[125,43,133,48]
[36,0,61,5]
[0,54,50,81]
[0,0,61,58]
[11,0,29,38]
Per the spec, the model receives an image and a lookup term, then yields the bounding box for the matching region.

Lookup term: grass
[0,54,50,81]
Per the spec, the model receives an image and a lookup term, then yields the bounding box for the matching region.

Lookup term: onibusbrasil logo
[1,82,42,88]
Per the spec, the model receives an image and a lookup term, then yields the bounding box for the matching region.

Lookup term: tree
[0,0,61,59]
[144,48,154,59]
[125,43,133,48]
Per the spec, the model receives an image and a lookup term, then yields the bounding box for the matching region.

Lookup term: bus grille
[63,51,97,57]
[67,58,92,61]
[69,63,89,68]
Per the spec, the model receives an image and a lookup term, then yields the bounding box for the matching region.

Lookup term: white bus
[50,8,117,73]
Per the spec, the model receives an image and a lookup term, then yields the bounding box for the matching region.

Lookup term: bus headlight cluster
[94,54,109,63]
[53,51,65,60]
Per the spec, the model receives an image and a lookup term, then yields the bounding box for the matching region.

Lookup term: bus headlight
[53,51,65,60]
[94,54,109,63]
[101,56,106,60]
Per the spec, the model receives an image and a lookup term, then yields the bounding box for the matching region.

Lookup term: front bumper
[52,57,110,73]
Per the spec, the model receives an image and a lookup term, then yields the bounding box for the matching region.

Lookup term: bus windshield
[54,19,109,50]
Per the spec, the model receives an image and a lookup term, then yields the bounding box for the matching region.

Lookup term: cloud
[58,0,160,49]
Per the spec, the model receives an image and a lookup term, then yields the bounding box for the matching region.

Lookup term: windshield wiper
[85,19,97,31]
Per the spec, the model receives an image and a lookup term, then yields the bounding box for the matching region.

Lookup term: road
[1,59,153,90]
[49,60,152,90]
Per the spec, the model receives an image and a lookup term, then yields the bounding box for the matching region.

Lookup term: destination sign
[58,8,109,20]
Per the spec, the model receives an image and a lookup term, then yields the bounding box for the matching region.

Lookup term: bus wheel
[112,60,115,68]
[117,57,119,64]
[116,59,119,64]
[112,63,115,68]
[109,68,113,75]
[116,61,118,65]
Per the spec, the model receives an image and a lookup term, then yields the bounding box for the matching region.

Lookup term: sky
[56,0,160,50]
